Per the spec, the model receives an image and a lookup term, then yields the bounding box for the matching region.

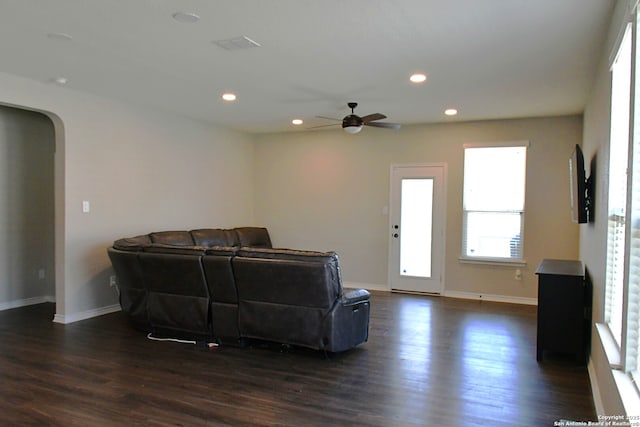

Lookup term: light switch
[82,200,90,213]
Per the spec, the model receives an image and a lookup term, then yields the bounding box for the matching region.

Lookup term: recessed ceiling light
[51,77,68,85]
[409,73,427,83]
[172,12,200,23]
[222,93,237,102]
[444,108,458,116]
[291,119,303,126]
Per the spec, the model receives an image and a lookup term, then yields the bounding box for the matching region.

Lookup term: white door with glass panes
[388,164,446,294]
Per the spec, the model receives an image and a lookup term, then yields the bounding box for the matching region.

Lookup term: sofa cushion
[234,227,272,248]
[191,228,240,247]
[113,234,152,251]
[149,231,194,246]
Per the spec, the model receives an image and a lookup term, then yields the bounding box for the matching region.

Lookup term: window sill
[459,257,526,268]
[595,323,621,368]
[613,370,640,417]
[595,323,640,417]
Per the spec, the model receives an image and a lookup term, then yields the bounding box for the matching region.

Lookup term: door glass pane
[400,178,433,277]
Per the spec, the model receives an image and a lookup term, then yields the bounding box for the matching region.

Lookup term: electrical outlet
[38,269,45,279]
[515,269,522,281]
[109,275,117,287]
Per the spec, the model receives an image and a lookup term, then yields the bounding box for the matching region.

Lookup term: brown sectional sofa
[107,227,370,353]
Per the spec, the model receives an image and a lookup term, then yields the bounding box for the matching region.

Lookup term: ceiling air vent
[213,36,261,51]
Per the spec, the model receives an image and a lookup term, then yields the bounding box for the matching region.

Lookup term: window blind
[461,145,527,261]
[626,219,640,374]
[606,213,626,346]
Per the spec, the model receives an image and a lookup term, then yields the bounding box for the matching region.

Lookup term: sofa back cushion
[234,227,272,248]
[138,252,209,297]
[113,234,152,251]
[149,231,194,246]
[234,248,341,308]
[190,228,240,247]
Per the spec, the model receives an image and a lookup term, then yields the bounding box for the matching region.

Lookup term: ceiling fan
[313,102,401,134]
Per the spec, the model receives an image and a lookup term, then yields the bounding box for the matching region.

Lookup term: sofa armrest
[341,288,371,306]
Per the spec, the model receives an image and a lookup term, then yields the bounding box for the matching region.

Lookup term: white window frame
[625,10,640,388]
[598,9,640,413]
[605,21,633,350]
[460,141,529,267]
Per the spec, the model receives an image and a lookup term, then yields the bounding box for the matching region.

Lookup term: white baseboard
[343,281,389,292]
[443,290,538,306]
[587,357,605,417]
[0,295,56,312]
[53,303,121,324]
[344,283,537,305]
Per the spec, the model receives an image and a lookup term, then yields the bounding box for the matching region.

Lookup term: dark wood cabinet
[535,259,590,363]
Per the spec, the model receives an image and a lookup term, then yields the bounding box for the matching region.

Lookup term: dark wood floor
[0,292,595,426]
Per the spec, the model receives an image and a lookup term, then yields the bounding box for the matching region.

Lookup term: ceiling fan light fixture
[342,112,364,134]
[343,125,363,134]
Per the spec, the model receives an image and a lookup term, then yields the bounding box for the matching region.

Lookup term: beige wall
[0,71,255,321]
[0,106,55,307]
[254,116,581,300]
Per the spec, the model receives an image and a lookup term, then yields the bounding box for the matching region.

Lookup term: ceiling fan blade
[366,121,401,130]
[361,113,387,124]
[307,123,340,129]
[315,115,341,121]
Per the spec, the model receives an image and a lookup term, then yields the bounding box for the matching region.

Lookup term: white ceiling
[0,0,614,134]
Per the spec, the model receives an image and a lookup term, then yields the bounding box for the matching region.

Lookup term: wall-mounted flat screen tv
[569,144,589,223]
